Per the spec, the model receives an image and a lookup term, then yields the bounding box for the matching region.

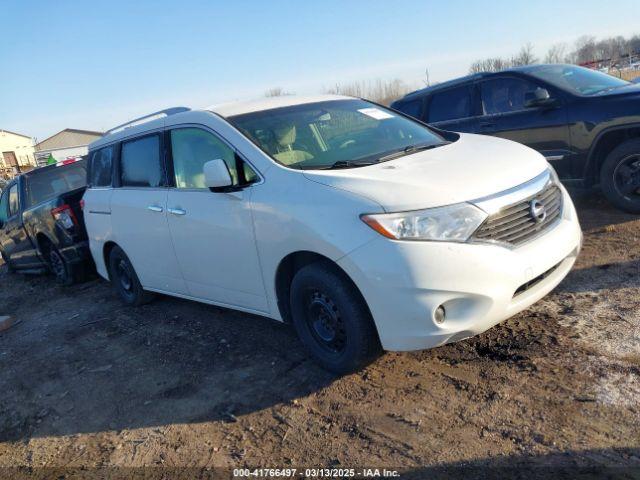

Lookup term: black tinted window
[121,136,162,187]
[481,77,540,115]
[395,98,423,119]
[428,86,472,122]
[89,146,113,187]
[25,162,87,207]
[0,189,8,224]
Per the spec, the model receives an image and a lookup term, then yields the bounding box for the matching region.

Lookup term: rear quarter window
[89,146,114,187]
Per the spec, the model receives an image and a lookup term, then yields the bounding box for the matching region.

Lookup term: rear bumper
[337,186,582,351]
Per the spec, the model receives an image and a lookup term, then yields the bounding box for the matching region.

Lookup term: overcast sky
[2,0,639,140]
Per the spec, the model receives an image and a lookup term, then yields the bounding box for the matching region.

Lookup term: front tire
[290,262,381,374]
[108,246,154,306]
[600,139,640,213]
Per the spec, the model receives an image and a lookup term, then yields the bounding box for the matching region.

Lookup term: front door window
[480,77,540,115]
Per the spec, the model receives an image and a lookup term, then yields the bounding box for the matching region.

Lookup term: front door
[477,76,573,177]
[110,133,187,294]
[165,127,267,312]
[1,183,36,267]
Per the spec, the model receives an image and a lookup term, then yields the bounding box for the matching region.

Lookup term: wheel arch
[102,240,119,280]
[585,124,640,186]
[274,250,371,325]
[35,232,56,257]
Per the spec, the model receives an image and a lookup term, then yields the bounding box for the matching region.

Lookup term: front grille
[472,182,563,246]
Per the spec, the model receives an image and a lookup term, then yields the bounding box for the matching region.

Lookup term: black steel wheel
[290,262,381,374]
[613,154,640,199]
[108,246,155,306]
[49,247,73,285]
[601,139,640,213]
[305,290,348,355]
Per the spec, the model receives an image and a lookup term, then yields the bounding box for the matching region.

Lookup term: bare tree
[324,79,412,105]
[629,35,640,55]
[511,42,538,66]
[469,57,512,74]
[574,35,597,63]
[544,43,567,64]
[469,33,640,73]
[265,87,290,97]
[423,67,431,87]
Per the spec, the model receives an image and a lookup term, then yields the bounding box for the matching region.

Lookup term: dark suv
[391,64,640,213]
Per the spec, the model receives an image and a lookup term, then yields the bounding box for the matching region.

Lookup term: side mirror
[524,88,555,108]
[203,159,232,192]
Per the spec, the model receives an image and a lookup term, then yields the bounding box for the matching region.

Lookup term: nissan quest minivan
[84,95,582,373]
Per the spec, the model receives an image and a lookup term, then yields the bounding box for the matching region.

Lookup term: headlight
[361,203,487,241]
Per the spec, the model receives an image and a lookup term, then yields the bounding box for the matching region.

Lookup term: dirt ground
[0,191,639,478]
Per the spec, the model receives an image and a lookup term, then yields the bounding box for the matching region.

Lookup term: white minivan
[84,95,582,373]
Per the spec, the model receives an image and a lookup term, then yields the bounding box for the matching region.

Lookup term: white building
[35,128,103,165]
[0,129,37,178]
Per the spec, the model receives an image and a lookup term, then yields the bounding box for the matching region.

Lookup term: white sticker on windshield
[358,108,394,120]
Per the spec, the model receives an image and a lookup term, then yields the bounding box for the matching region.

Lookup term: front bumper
[337,187,582,351]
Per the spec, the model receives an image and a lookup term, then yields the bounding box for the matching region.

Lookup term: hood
[302,133,548,212]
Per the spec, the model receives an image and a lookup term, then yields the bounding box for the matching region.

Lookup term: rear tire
[108,246,155,306]
[290,262,382,374]
[600,139,640,213]
[48,246,74,286]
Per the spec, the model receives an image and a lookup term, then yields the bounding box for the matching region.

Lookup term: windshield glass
[228,99,447,169]
[529,65,630,95]
[25,161,86,208]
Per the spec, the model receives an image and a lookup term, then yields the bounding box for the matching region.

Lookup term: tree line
[469,33,640,73]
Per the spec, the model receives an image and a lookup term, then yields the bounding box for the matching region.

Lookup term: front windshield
[228,99,447,170]
[529,65,630,96]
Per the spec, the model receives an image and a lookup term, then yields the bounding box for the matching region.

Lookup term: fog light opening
[434,305,446,325]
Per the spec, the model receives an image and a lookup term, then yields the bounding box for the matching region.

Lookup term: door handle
[147,205,163,213]
[168,208,186,216]
[479,122,496,129]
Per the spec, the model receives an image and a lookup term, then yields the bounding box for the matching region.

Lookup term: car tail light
[79,199,85,210]
[51,204,78,230]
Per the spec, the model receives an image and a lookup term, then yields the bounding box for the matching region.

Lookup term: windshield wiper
[378,142,450,162]
[323,160,378,169]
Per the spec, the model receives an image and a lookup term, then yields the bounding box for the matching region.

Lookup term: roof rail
[106,107,191,135]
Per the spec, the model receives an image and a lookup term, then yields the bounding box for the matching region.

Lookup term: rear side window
[8,185,19,216]
[89,146,113,187]
[24,163,87,207]
[427,86,472,122]
[120,135,162,187]
[394,98,423,119]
